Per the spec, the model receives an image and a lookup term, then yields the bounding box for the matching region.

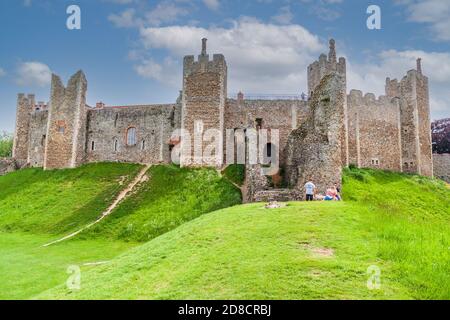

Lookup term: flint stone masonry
[0,158,26,176]
[285,73,346,197]
[10,38,434,202]
[433,153,450,183]
[86,104,180,164]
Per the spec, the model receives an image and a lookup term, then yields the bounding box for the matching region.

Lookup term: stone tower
[307,39,349,166]
[181,38,227,167]
[385,59,433,177]
[44,71,88,170]
[12,93,35,162]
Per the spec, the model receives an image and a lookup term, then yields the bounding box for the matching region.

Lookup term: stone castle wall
[28,110,48,167]
[347,91,402,171]
[285,73,346,197]
[44,71,88,170]
[433,153,450,183]
[225,98,308,166]
[85,104,180,164]
[9,38,436,203]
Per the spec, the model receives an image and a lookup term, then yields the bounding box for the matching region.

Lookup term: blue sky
[1,0,449,132]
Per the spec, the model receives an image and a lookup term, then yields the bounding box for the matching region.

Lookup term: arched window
[127,127,137,146]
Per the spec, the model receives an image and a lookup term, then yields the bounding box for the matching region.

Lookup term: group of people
[304,180,342,201]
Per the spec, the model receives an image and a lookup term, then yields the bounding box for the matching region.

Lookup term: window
[141,140,145,151]
[113,139,118,152]
[41,135,46,147]
[371,159,380,166]
[127,127,137,146]
[256,118,263,129]
[57,120,65,134]
[91,141,95,151]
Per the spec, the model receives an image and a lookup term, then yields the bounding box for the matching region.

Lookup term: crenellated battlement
[307,39,346,95]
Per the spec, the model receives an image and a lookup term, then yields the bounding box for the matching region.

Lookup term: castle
[10,39,433,202]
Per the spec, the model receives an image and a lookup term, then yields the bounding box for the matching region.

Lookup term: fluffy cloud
[15,62,52,87]
[397,0,450,41]
[109,8,140,28]
[136,18,324,93]
[347,49,450,120]
[271,6,294,25]
[203,0,220,11]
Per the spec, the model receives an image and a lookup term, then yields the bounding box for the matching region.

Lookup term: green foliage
[0,163,142,235]
[222,164,245,186]
[80,165,242,242]
[0,131,13,158]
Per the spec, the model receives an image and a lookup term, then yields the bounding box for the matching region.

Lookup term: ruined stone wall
[28,110,48,167]
[307,39,348,167]
[44,71,88,170]
[12,94,34,161]
[85,104,180,164]
[181,43,227,167]
[433,153,450,183]
[0,158,27,176]
[347,91,402,171]
[225,98,308,166]
[285,73,345,197]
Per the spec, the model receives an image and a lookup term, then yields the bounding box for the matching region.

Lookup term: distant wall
[347,90,402,171]
[433,153,450,183]
[225,99,308,166]
[85,104,180,164]
[28,110,48,167]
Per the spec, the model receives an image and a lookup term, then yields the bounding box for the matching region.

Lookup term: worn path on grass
[43,164,151,247]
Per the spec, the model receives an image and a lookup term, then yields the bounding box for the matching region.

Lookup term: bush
[0,132,13,158]
[223,164,245,186]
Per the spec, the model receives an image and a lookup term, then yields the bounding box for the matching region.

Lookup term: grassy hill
[38,167,449,300]
[0,163,241,299]
[78,165,242,242]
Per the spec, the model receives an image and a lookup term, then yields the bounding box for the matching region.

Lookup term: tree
[0,131,13,158]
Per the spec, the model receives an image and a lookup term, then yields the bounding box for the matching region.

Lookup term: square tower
[181,39,227,167]
[385,59,433,177]
[44,71,88,170]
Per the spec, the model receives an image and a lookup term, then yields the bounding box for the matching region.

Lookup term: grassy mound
[39,168,449,300]
[0,163,142,235]
[79,165,242,242]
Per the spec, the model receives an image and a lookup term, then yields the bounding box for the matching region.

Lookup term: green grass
[79,165,242,242]
[0,163,142,235]
[222,164,245,186]
[0,232,134,300]
[0,163,242,299]
[38,168,450,300]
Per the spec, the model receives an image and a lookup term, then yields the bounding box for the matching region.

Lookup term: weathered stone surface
[433,153,450,183]
[44,71,88,170]
[0,158,27,176]
[285,72,346,197]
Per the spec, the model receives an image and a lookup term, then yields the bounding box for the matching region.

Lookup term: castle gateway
[12,39,433,202]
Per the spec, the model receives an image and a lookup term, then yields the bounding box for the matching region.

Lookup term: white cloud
[15,62,52,87]
[203,0,220,11]
[271,6,294,25]
[136,18,324,93]
[347,49,450,120]
[0,68,6,77]
[109,8,141,28]
[145,2,189,26]
[397,0,450,41]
